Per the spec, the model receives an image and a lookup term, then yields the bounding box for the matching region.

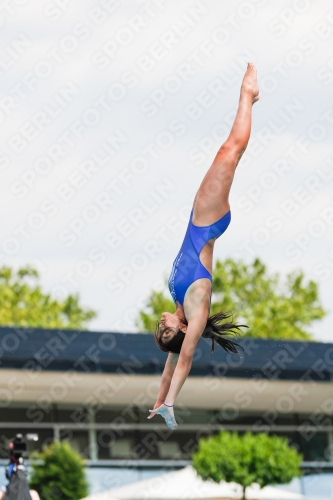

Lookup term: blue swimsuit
[168,207,231,312]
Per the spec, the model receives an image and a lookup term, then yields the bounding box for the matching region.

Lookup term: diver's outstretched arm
[164,312,206,403]
[147,352,179,418]
[149,310,207,430]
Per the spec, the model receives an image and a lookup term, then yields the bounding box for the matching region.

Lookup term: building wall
[1,401,332,464]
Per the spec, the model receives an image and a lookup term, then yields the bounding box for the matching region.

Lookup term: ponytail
[201,311,247,354]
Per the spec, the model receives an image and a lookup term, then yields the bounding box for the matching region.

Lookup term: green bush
[29,440,89,500]
[192,431,302,500]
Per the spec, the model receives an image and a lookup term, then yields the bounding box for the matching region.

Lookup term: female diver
[148,63,259,430]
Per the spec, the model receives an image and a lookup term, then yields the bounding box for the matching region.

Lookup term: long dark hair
[154,311,248,355]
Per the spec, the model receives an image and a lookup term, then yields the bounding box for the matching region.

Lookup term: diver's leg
[193,62,259,225]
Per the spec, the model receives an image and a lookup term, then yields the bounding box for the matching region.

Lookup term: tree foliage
[192,431,302,500]
[0,266,96,329]
[136,257,326,340]
[29,440,89,500]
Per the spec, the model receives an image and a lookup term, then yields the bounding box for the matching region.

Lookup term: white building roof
[82,465,305,500]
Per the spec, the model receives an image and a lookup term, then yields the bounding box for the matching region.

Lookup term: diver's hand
[147,399,164,419]
[148,404,178,430]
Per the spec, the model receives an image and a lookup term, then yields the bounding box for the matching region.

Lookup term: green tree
[136,257,326,340]
[0,266,96,329]
[192,431,302,500]
[29,440,89,500]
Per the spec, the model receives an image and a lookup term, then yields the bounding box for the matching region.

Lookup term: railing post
[88,406,98,461]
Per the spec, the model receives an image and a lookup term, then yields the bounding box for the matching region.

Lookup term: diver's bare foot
[241,62,259,104]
